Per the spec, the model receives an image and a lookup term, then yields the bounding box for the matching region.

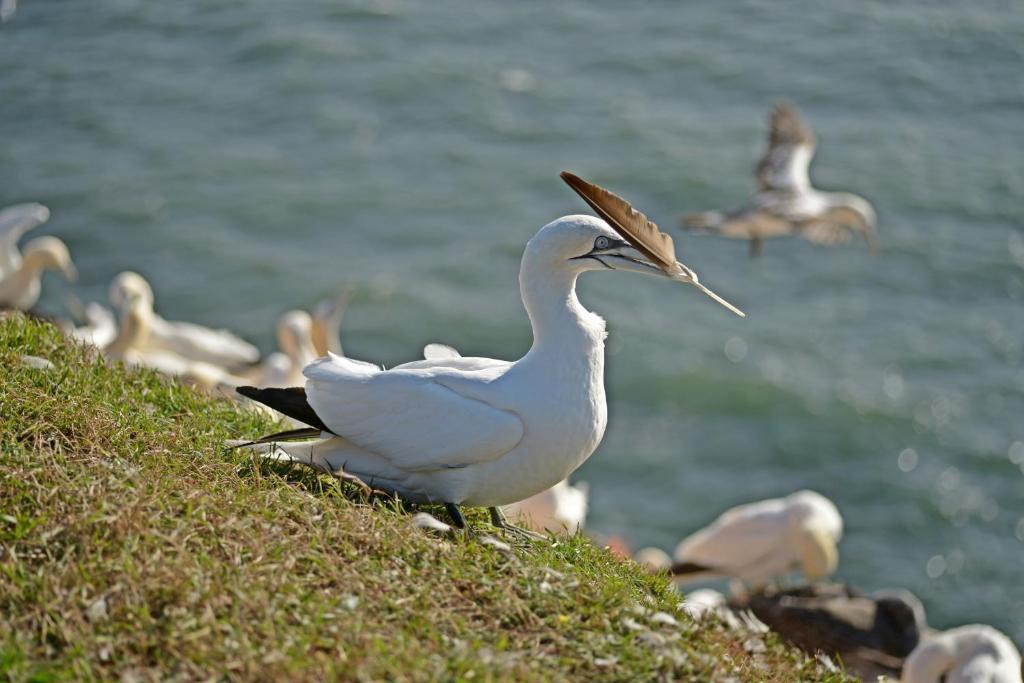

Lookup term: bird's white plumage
[0,203,50,279]
[902,625,1022,683]
[70,302,117,349]
[305,354,524,473]
[673,489,843,586]
[253,213,732,507]
[109,272,260,368]
[503,478,588,534]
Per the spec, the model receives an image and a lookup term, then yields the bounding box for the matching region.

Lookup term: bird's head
[277,310,314,359]
[23,236,77,281]
[556,172,745,316]
[110,271,154,310]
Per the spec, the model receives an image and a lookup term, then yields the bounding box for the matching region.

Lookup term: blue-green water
[3,0,1023,641]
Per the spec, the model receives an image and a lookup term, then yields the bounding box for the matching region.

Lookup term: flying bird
[0,203,77,310]
[235,172,743,531]
[671,490,843,587]
[683,103,878,257]
[902,624,1022,683]
[108,271,260,370]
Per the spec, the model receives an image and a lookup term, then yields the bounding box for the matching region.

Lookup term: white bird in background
[503,478,589,535]
[103,276,244,390]
[683,103,878,257]
[248,310,320,388]
[68,302,117,349]
[671,490,843,587]
[235,172,743,530]
[310,289,350,357]
[109,271,260,369]
[902,625,1022,683]
[0,203,77,310]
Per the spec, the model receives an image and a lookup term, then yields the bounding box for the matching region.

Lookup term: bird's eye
[594,236,611,250]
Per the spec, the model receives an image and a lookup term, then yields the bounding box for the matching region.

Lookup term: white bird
[902,625,1022,683]
[671,490,843,587]
[69,302,117,349]
[683,103,878,257]
[429,340,592,535]
[0,203,77,310]
[104,278,243,390]
[247,310,320,387]
[109,271,260,369]
[503,478,589,535]
[634,547,673,572]
[235,172,743,530]
[310,289,350,357]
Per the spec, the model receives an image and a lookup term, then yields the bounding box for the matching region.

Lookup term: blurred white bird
[235,172,743,530]
[503,478,588,535]
[247,310,319,387]
[68,302,117,349]
[109,271,259,369]
[0,204,77,310]
[310,289,350,357]
[104,279,243,390]
[671,490,843,587]
[902,625,1022,683]
[683,103,878,257]
[634,546,673,572]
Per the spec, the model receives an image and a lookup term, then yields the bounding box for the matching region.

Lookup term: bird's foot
[488,506,546,542]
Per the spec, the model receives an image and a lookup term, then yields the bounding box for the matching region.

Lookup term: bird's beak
[577,245,745,317]
[63,262,78,282]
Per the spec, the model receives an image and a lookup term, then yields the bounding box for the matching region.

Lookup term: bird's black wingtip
[236,385,259,400]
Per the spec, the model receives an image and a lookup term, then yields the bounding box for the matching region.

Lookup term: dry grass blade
[560,171,682,275]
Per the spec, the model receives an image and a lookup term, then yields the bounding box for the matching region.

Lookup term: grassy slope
[0,314,850,682]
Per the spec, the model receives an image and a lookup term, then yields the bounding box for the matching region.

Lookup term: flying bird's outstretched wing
[755,103,816,193]
[0,203,50,277]
[799,206,880,252]
[303,354,523,473]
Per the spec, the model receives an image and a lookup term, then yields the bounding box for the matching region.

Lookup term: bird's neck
[105,301,151,357]
[519,260,606,359]
[0,259,39,300]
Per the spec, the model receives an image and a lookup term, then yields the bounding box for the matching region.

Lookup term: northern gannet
[104,278,243,390]
[0,203,77,310]
[247,310,320,388]
[109,271,260,369]
[683,103,879,257]
[902,624,1021,683]
[235,172,744,530]
[671,490,843,587]
[310,289,350,357]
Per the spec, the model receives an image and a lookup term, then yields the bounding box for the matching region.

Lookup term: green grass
[0,313,851,682]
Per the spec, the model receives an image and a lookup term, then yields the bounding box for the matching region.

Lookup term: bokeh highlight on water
[2,0,1022,639]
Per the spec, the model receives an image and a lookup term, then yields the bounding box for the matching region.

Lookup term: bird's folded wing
[161,320,261,364]
[674,506,787,568]
[754,104,816,193]
[0,203,50,275]
[304,354,523,472]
